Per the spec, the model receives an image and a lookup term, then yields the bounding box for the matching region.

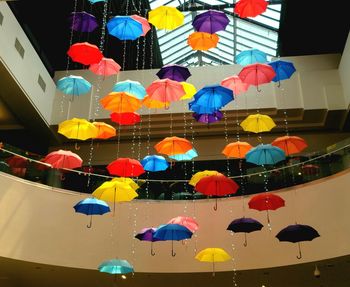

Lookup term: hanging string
[223,110,231,176]
[182,101,189,213]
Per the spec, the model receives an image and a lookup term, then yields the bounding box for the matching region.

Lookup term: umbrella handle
[86,215,93,228]
[277,81,281,88]
[75,142,81,150]
[60,174,65,181]
[256,86,262,92]
[151,242,156,256]
[171,240,176,257]
[213,198,218,211]
[212,261,215,277]
[243,233,248,247]
[296,242,302,259]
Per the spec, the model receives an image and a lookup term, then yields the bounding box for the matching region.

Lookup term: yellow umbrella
[195,248,231,276]
[180,82,197,100]
[240,113,276,133]
[148,6,184,30]
[189,170,222,186]
[111,177,139,190]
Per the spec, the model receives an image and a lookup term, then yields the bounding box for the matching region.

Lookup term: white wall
[339,32,350,107]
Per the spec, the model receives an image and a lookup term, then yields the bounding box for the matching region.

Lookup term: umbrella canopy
[271,136,307,156]
[142,95,170,109]
[301,164,320,176]
[92,122,116,139]
[98,259,134,275]
[235,49,267,66]
[193,111,223,124]
[195,248,231,275]
[69,11,98,33]
[113,80,146,100]
[148,6,184,30]
[168,148,198,161]
[107,158,145,177]
[100,92,142,113]
[248,193,285,211]
[238,63,276,88]
[6,155,27,168]
[234,0,268,18]
[135,227,160,256]
[88,0,106,3]
[222,141,253,158]
[141,155,169,172]
[192,10,229,34]
[240,113,276,133]
[167,216,199,232]
[156,64,191,82]
[276,224,320,259]
[130,14,151,36]
[188,32,219,50]
[189,170,222,186]
[180,82,197,100]
[246,144,286,165]
[58,118,98,140]
[268,60,296,83]
[107,16,143,40]
[89,57,121,77]
[43,149,82,169]
[146,79,186,103]
[227,217,263,246]
[67,42,103,65]
[57,75,92,96]
[154,136,193,156]
[110,112,141,125]
[220,75,250,95]
[92,179,138,203]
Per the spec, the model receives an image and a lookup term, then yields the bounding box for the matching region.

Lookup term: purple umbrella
[70,11,98,33]
[156,64,191,82]
[227,217,263,246]
[135,227,160,256]
[193,111,223,125]
[192,10,229,34]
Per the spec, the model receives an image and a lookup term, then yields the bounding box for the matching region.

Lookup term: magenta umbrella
[221,75,250,95]
[238,63,276,91]
[146,79,185,103]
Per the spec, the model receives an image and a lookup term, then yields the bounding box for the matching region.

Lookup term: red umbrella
[110,112,141,125]
[195,174,239,210]
[234,0,268,18]
[67,42,103,65]
[221,75,250,95]
[107,158,145,177]
[6,155,28,168]
[167,216,199,233]
[271,136,308,156]
[238,63,276,91]
[130,15,151,36]
[301,164,320,176]
[89,57,121,77]
[43,150,83,169]
[146,79,185,103]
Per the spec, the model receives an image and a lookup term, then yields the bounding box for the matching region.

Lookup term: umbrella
[69,11,98,33]
[6,155,27,168]
[271,136,307,156]
[156,64,191,82]
[189,170,222,186]
[246,144,286,165]
[148,6,184,30]
[180,82,197,100]
[167,216,199,233]
[188,32,219,51]
[189,85,234,114]
[112,80,146,100]
[192,10,229,34]
[276,224,320,259]
[110,112,141,125]
[88,0,106,3]
[142,95,170,109]
[130,15,151,36]
[195,174,239,210]
[154,136,193,156]
[234,0,268,18]
[153,223,193,256]
[169,148,198,161]
[141,155,169,172]
[146,79,186,103]
[92,122,116,139]
[195,248,231,276]
[89,57,121,77]
[135,227,160,256]
[220,75,250,95]
[193,111,223,125]
[238,63,276,91]
[57,75,92,97]
[235,49,267,66]
[43,149,82,169]
[240,113,276,133]
[301,164,320,176]
[107,16,143,40]
[112,177,140,190]
[268,60,297,86]
[222,141,253,159]
[248,193,285,228]
[73,197,110,228]
[67,42,103,65]
[107,158,145,177]
[227,217,263,246]
[98,259,134,274]
[100,92,142,113]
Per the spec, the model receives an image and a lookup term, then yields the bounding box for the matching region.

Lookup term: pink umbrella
[43,150,83,169]
[238,63,276,91]
[221,75,250,95]
[167,216,199,233]
[146,79,185,103]
[131,15,151,36]
[89,57,121,77]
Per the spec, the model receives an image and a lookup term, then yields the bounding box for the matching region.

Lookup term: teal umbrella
[57,75,91,97]
[98,259,134,275]
[246,144,285,165]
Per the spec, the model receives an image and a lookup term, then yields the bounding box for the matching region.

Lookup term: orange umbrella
[154,136,193,156]
[146,79,185,103]
[92,122,116,139]
[271,136,307,156]
[142,95,170,109]
[222,141,253,158]
[187,32,219,51]
[100,92,142,113]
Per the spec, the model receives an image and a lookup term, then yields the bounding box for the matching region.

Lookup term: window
[38,74,46,92]
[14,38,25,58]
[0,10,3,26]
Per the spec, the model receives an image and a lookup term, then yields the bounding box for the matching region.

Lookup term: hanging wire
[223,110,231,176]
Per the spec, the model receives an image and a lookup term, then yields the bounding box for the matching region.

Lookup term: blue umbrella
[189,85,234,114]
[135,227,160,256]
[107,16,143,40]
[141,155,169,172]
[268,60,296,85]
[235,49,268,66]
[245,144,286,165]
[227,217,263,246]
[153,224,193,256]
[98,259,134,274]
[88,0,106,3]
[169,148,198,161]
[73,197,110,228]
[112,80,146,99]
[57,75,92,97]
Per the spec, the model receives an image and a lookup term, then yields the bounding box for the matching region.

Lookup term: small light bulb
[121,275,127,280]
